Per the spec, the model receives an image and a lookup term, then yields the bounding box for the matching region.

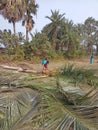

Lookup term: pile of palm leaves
[0,64,98,130]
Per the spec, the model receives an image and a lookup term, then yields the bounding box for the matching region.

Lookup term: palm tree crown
[45,10,65,49]
[0,0,26,35]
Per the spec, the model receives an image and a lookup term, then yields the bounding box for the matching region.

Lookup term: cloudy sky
[0,0,98,35]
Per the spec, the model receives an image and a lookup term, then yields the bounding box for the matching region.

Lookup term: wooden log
[0,65,21,70]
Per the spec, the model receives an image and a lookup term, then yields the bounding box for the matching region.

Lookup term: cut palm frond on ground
[0,63,98,130]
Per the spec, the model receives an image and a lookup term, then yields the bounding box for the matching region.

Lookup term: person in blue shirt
[42,58,49,74]
[89,53,94,64]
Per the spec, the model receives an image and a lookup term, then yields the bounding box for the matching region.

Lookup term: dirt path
[0,59,98,73]
[0,59,98,91]
[32,59,98,72]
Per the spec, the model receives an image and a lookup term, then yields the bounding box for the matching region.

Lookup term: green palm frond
[58,64,96,87]
[0,71,26,87]
[0,87,40,130]
[0,63,98,130]
[16,84,98,130]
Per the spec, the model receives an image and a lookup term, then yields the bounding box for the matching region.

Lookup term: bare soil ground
[0,58,98,73]
[0,58,98,94]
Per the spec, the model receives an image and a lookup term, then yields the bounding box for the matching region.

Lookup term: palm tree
[45,10,65,50]
[58,20,81,57]
[22,0,38,42]
[29,32,53,58]
[84,17,96,54]
[0,0,25,35]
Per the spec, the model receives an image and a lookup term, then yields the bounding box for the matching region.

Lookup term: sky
[0,0,98,36]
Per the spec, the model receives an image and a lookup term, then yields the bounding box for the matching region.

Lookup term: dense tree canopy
[0,3,98,60]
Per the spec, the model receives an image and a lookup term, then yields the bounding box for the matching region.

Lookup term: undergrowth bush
[58,64,97,87]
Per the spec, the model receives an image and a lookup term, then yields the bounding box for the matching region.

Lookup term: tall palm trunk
[13,21,16,35]
[52,26,58,50]
[26,21,29,42]
[96,44,98,55]
[26,28,29,42]
[13,21,18,48]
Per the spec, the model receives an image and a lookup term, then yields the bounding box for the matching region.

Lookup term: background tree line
[0,0,98,61]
